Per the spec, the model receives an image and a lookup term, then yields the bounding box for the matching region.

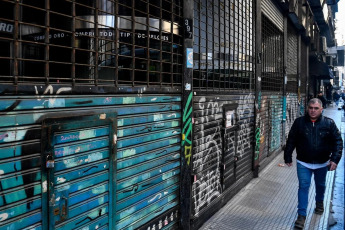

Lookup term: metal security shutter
[42,112,116,229]
[192,94,255,217]
[285,94,299,140]
[0,126,42,229]
[258,95,269,163]
[261,14,284,92]
[287,23,298,93]
[262,0,283,32]
[0,94,182,230]
[301,42,308,94]
[268,95,283,154]
[300,97,306,116]
[115,97,181,230]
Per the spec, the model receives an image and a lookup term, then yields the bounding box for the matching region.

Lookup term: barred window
[261,14,284,92]
[193,0,255,92]
[0,0,182,89]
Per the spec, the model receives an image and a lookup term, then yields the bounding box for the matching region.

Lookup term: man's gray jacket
[284,114,343,164]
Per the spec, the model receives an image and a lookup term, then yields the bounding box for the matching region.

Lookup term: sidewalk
[199,105,344,230]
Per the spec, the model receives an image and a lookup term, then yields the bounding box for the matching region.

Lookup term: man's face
[308,102,323,120]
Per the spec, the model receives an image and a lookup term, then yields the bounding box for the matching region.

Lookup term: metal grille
[286,23,298,93]
[261,14,284,92]
[0,0,182,89]
[193,0,255,92]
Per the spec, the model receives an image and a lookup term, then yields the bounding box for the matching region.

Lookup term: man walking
[284,98,343,229]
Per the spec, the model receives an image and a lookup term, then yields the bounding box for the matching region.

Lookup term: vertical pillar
[180,0,193,229]
[253,0,262,178]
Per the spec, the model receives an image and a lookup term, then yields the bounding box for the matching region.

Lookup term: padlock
[46,155,55,168]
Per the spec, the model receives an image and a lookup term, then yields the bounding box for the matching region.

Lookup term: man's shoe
[294,215,306,229]
[315,201,324,214]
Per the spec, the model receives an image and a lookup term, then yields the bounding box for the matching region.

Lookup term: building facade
[0,0,338,229]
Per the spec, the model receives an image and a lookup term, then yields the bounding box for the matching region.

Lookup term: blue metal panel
[0,94,181,229]
[115,96,181,229]
[0,212,42,230]
[43,112,117,230]
[0,104,181,128]
[0,96,181,111]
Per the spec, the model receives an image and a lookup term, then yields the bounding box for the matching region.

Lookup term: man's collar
[305,114,322,122]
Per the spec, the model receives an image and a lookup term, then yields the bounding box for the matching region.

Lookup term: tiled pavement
[199,105,344,230]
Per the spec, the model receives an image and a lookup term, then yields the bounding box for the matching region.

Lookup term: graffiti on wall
[236,94,254,159]
[192,94,254,216]
[300,97,305,116]
[285,94,298,139]
[254,95,261,163]
[269,96,282,152]
[192,96,222,215]
[182,92,193,165]
[0,85,182,229]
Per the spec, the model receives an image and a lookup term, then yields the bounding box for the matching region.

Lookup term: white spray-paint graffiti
[258,96,269,159]
[285,94,298,139]
[35,85,72,107]
[193,97,222,215]
[236,94,254,159]
[192,168,221,215]
[192,94,254,215]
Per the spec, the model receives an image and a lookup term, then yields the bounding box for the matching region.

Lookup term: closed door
[42,112,116,230]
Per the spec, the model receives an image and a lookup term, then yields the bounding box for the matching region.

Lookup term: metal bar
[94,0,99,86]
[170,0,173,87]
[114,0,119,87]
[131,0,135,87]
[72,0,76,86]
[146,0,150,87]
[13,0,19,85]
[159,0,163,87]
[45,0,50,85]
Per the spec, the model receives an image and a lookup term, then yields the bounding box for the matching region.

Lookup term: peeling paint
[0,213,9,222]
[43,180,48,193]
[122,148,136,157]
[57,177,67,183]
[123,97,136,104]
[153,114,163,121]
[79,130,96,140]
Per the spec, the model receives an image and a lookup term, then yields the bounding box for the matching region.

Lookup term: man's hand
[286,163,293,167]
[328,161,337,171]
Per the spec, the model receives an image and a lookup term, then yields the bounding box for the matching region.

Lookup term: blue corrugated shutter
[0,94,181,229]
[42,112,116,229]
[115,102,181,230]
